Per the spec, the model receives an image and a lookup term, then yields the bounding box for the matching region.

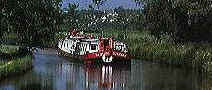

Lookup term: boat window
[115,45,122,51]
[91,44,97,50]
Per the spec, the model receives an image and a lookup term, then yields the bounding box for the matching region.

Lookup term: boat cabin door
[103,39,109,49]
[100,38,113,51]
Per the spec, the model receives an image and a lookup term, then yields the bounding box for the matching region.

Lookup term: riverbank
[93,30,212,72]
[0,45,33,80]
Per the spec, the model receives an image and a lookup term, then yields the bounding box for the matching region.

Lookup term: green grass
[0,45,19,54]
[0,61,5,66]
[0,45,33,79]
[0,45,31,61]
[0,54,33,79]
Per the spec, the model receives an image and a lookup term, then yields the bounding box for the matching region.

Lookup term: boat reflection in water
[1,49,212,90]
[84,64,131,89]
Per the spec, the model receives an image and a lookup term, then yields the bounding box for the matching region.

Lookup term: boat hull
[57,49,131,64]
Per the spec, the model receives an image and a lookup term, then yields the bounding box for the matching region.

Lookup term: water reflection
[84,64,130,89]
[0,49,212,90]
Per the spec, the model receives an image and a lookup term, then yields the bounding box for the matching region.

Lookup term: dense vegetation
[2,0,212,72]
[0,54,33,79]
[1,0,63,47]
[2,0,212,46]
[1,0,143,46]
[0,45,33,79]
[140,0,212,42]
[97,30,212,72]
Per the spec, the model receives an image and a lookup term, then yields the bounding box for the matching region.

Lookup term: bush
[0,55,33,79]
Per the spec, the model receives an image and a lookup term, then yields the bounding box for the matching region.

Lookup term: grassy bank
[0,55,33,79]
[0,45,33,79]
[94,30,212,72]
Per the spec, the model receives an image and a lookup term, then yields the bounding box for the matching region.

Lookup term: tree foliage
[141,0,212,42]
[1,0,63,47]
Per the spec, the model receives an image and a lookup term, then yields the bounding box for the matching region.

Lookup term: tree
[140,0,212,42]
[0,0,12,44]
[1,0,64,47]
[63,3,80,30]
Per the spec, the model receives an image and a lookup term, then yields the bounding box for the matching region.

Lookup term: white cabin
[58,37,99,55]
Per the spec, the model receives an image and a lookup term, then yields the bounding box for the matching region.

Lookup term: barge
[58,29,131,63]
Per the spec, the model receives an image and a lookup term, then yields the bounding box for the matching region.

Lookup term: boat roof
[82,39,99,41]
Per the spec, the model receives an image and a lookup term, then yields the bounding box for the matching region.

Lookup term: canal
[0,49,211,90]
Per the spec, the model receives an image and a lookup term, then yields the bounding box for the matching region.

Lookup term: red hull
[84,52,130,61]
[58,49,130,63]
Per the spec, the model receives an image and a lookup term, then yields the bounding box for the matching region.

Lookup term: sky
[62,0,143,10]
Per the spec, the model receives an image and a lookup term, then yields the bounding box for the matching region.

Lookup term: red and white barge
[58,30,131,63]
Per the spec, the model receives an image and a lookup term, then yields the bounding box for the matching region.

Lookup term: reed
[0,45,19,54]
[0,45,32,61]
[0,45,33,79]
[0,54,33,79]
[98,30,212,72]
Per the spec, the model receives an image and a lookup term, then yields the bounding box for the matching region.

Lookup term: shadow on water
[0,49,212,90]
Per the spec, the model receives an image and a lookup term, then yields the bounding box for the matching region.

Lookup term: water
[0,49,211,90]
